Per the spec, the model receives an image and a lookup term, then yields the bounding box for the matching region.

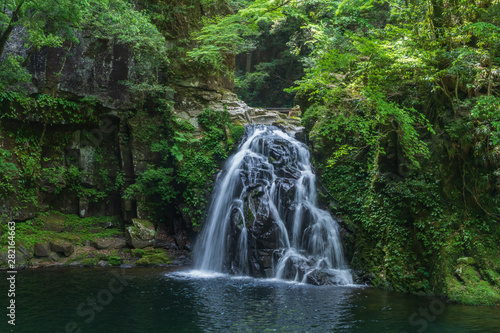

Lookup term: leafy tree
[0,0,168,92]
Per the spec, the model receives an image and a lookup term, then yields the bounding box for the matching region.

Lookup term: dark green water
[1,267,499,333]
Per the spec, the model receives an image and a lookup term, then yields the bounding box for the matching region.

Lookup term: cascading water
[194,125,353,285]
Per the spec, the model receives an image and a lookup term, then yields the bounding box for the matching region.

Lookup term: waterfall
[194,125,353,285]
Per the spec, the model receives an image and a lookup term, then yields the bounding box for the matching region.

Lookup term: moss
[229,125,245,143]
[135,251,172,266]
[82,257,99,267]
[0,212,124,250]
[70,253,91,263]
[441,250,500,306]
[445,271,500,306]
[132,218,154,230]
[457,257,476,265]
[36,211,67,231]
[108,256,122,266]
[131,248,145,257]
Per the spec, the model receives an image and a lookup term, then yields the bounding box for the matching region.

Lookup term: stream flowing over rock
[194,125,353,285]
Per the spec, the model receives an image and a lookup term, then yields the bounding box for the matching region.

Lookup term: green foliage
[0,56,31,91]
[0,0,168,93]
[82,257,100,266]
[188,14,256,73]
[470,95,500,145]
[0,92,98,124]
[124,103,241,226]
[0,147,18,195]
[82,0,169,81]
[276,0,500,302]
[187,0,291,74]
[108,255,123,266]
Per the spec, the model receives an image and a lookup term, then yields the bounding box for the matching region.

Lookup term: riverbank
[0,211,192,270]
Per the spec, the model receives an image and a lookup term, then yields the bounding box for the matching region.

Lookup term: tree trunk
[0,1,25,58]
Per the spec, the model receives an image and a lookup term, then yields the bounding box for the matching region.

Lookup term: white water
[194,125,353,285]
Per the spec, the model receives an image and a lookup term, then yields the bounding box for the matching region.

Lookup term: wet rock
[264,268,273,278]
[154,236,178,250]
[261,254,273,268]
[174,233,188,250]
[172,255,192,266]
[69,261,83,267]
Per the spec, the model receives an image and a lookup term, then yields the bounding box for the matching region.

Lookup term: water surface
[2,267,499,332]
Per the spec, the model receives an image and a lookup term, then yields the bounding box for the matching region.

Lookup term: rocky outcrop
[28,32,133,110]
[175,87,304,136]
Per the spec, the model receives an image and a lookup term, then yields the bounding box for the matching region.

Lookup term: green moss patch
[134,248,172,266]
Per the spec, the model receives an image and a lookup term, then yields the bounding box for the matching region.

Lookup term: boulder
[34,243,51,257]
[50,240,75,256]
[90,237,127,249]
[48,253,60,262]
[125,219,156,249]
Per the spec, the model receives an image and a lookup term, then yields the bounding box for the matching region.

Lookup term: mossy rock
[125,219,156,249]
[132,218,153,229]
[445,265,500,306]
[82,257,99,267]
[37,211,67,232]
[136,252,171,266]
[131,248,145,257]
[108,256,123,266]
[457,257,476,266]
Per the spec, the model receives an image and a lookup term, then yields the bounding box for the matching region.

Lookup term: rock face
[28,32,133,110]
